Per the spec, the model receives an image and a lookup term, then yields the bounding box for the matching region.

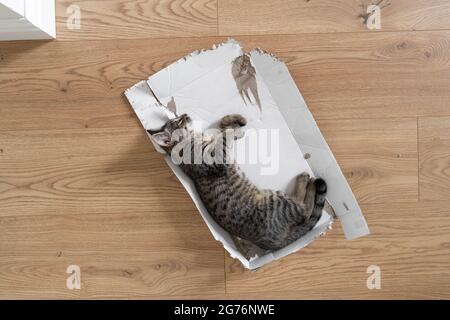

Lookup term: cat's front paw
[220,114,247,129]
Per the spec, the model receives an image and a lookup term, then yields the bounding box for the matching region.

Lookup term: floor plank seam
[417,117,421,202]
[42,28,450,44]
[216,0,220,37]
[0,116,424,134]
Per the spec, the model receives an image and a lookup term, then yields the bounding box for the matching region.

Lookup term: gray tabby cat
[149,113,327,251]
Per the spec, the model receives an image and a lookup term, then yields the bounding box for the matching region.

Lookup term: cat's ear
[146,128,162,135]
[151,131,172,147]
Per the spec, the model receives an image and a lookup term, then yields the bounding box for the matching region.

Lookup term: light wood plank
[0,127,225,298]
[55,0,218,40]
[219,0,450,35]
[0,37,221,131]
[0,127,198,217]
[239,31,450,120]
[319,118,418,204]
[419,116,450,200]
[0,210,225,299]
[2,31,450,132]
[1,0,449,299]
[225,201,450,299]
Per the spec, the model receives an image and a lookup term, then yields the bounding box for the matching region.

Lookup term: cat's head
[147,113,193,152]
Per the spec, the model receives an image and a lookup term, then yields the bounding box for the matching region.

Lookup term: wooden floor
[0,0,449,299]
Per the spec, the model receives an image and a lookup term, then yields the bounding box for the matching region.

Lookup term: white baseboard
[0,0,25,18]
[0,0,55,40]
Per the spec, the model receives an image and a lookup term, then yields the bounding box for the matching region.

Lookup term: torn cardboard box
[124,39,369,270]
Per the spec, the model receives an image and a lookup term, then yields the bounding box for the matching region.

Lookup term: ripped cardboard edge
[248,48,369,240]
[125,39,369,269]
[125,81,333,271]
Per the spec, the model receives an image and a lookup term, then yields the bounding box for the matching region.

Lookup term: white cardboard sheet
[124,39,369,270]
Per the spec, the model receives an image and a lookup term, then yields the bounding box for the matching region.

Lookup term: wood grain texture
[218,0,450,35]
[238,31,450,120]
[0,127,225,298]
[225,201,450,299]
[0,210,225,299]
[2,31,450,133]
[0,127,199,217]
[318,118,418,204]
[0,0,449,299]
[0,37,220,131]
[419,117,450,201]
[56,0,218,40]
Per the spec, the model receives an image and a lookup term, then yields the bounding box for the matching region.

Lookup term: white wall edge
[0,0,55,41]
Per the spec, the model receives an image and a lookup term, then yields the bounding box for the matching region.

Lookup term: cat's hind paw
[314,178,327,194]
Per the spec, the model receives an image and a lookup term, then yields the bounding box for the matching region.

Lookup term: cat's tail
[307,178,327,227]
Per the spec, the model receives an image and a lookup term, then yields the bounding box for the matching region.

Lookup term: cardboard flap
[249,49,370,240]
[125,39,368,269]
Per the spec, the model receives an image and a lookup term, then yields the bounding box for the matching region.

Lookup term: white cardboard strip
[249,49,369,240]
[125,79,332,269]
[124,39,368,269]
